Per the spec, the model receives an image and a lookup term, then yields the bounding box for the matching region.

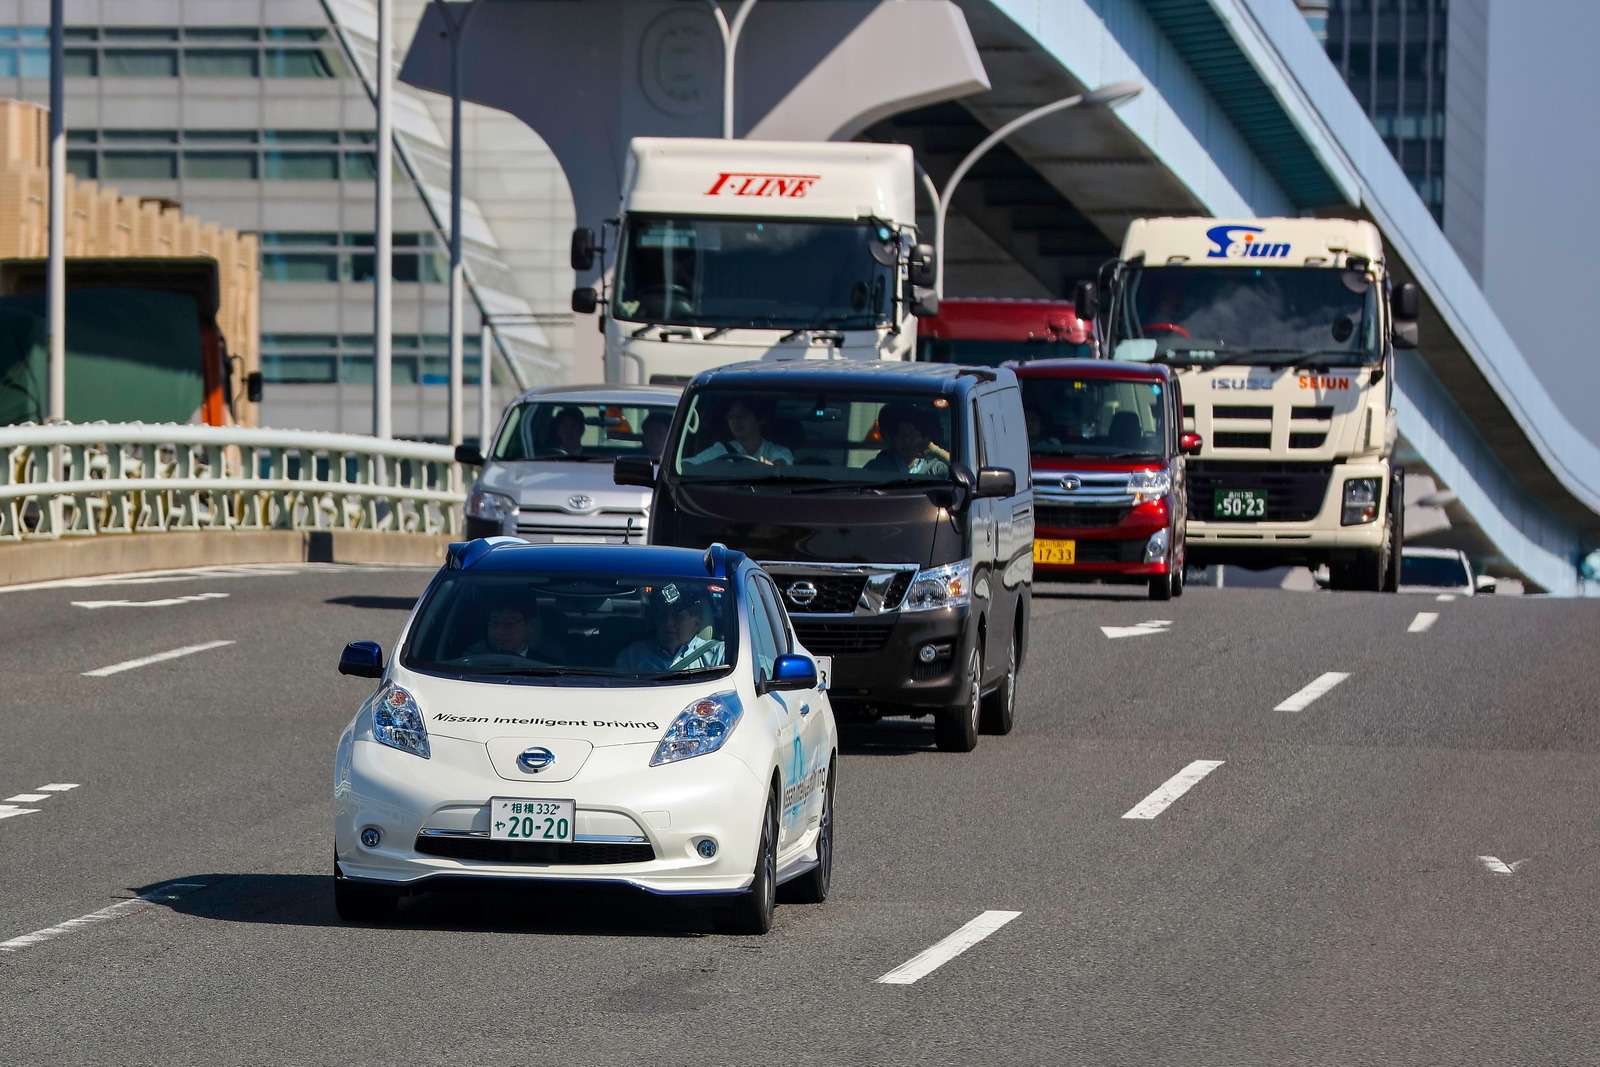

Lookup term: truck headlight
[1342,478,1380,525]
[1127,469,1172,504]
[371,685,430,759]
[466,487,517,525]
[651,692,743,766]
[903,559,972,612]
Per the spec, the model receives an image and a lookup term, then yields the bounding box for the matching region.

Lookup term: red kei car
[1015,359,1201,600]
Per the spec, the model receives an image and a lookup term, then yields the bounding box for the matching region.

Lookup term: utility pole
[46,0,65,423]
[442,1,479,446]
[373,0,394,438]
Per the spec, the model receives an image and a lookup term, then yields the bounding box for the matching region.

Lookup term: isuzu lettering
[1079,217,1419,591]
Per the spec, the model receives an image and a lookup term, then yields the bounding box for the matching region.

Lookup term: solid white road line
[38,783,79,792]
[1478,856,1527,876]
[72,592,230,610]
[4,793,49,803]
[1407,611,1439,634]
[1101,619,1173,639]
[83,640,235,678]
[876,910,1022,985]
[0,882,208,955]
[0,804,41,821]
[1274,671,1350,712]
[1121,759,1225,820]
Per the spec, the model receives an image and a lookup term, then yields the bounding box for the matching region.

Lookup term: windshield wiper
[637,665,730,681]
[533,452,614,463]
[482,666,595,678]
[792,477,939,494]
[681,474,835,488]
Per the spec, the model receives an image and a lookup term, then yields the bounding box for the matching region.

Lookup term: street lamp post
[706,0,758,138]
[441,1,479,447]
[934,81,1142,299]
[373,0,394,438]
[46,0,65,424]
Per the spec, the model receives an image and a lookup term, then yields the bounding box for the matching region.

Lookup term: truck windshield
[491,400,678,463]
[669,387,958,489]
[1020,377,1167,459]
[613,215,898,330]
[1112,266,1380,366]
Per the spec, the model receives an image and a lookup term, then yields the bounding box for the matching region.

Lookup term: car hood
[478,460,652,511]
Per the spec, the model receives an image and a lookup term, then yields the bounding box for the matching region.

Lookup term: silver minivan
[457,384,680,543]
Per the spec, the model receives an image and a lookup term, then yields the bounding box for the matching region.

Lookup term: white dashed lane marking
[0,783,77,823]
[876,910,1022,985]
[1275,671,1350,712]
[0,805,40,821]
[83,640,235,678]
[1478,856,1527,876]
[4,793,49,803]
[72,592,230,610]
[1436,593,1457,602]
[1101,619,1172,639]
[1121,760,1225,820]
[0,881,209,955]
[1408,611,1439,634]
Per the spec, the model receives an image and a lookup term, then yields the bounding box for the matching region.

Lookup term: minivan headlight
[371,685,430,759]
[466,487,517,524]
[903,559,972,612]
[1128,468,1171,504]
[651,692,743,766]
[1342,478,1380,525]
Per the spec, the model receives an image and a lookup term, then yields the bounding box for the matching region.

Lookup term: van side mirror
[339,640,384,678]
[246,370,264,403]
[614,455,657,488]
[1179,432,1203,456]
[975,466,1016,498]
[911,290,940,318]
[570,226,597,271]
[454,443,484,466]
[759,653,817,695]
[1475,574,1498,595]
[909,243,937,289]
[1073,279,1098,321]
[571,286,598,315]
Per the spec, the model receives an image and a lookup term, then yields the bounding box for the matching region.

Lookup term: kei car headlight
[650,692,743,767]
[466,487,517,524]
[371,685,430,759]
[903,558,972,612]
[1127,468,1172,504]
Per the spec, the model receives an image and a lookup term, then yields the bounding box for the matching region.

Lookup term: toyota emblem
[786,580,819,607]
[566,493,595,511]
[1059,475,1081,491]
[517,747,556,773]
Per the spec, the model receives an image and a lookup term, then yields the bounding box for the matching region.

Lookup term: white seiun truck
[569,138,936,386]
[1080,217,1420,591]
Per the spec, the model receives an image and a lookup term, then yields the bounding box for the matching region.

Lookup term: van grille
[792,619,895,655]
[1187,462,1332,522]
[414,837,655,866]
[780,574,866,614]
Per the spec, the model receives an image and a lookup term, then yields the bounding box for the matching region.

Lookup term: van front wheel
[935,645,982,752]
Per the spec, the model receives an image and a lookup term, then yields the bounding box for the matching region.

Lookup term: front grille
[780,574,866,614]
[1037,504,1128,529]
[1187,461,1332,522]
[1292,405,1333,420]
[1214,405,1272,420]
[1213,432,1271,449]
[1289,432,1327,449]
[1072,539,1146,564]
[883,571,913,609]
[415,836,655,866]
[793,619,895,655]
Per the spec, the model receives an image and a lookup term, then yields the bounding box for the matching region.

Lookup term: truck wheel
[1382,469,1404,592]
[935,645,982,752]
[979,630,1017,735]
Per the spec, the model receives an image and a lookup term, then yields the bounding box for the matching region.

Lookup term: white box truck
[570,138,935,386]
[1079,217,1420,591]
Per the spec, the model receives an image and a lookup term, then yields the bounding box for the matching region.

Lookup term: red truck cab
[916,298,1093,365]
[1015,359,1201,600]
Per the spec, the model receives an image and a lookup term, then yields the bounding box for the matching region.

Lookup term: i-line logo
[705,172,820,198]
[1205,224,1290,259]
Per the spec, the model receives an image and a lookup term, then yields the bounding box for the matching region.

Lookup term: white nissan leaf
[332,539,837,934]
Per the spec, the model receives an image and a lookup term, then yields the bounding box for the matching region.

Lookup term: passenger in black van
[686,397,794,467]
[864,404,950,477]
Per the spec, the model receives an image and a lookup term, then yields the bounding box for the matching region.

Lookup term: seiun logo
[1211,378,1274,391]
[705,172,820,198]
[1205,224,1290,259]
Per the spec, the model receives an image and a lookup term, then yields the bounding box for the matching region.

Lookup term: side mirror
[975,466,1016,498]
[1474,574,1498,595]
[245,370,264,403]
[614,454,657,488]
[570,226,596,271]
[1395,281,1420,322]
[911,290,940,318]
[571,286,598,315]
[908,243,937,289]
[339,640,384,679]
[1179,432,1204,456]
[760,653,817,694]
[454,443,484,466]
[1073,279,1098,322]
[1392,319,1418,349]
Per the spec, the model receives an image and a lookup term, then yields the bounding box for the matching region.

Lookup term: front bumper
[1186,459,1388,558]
[1033,500,1171,582]
[334,735,767,895]
[795,605,975,711]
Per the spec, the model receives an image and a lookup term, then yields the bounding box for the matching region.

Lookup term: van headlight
[650,692,743,766]
[371,685,430,759]
[903,559,972,612]
[1128,468,1172,504]
[466,487,517,524]
[1342,478,1380,525]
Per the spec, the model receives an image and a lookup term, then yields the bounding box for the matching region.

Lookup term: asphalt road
[1,562,1596,1065]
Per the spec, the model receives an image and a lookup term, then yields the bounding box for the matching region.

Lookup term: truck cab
[572,138,935,387]
[916,298,1094,366]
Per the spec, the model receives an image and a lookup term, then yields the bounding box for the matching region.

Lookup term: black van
[615,361,1034,752]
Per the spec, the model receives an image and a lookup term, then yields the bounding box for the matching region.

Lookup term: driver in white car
[615,585,727,674]
[685,398,793,467]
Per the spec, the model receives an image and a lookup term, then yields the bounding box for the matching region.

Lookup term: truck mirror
[570,227,597,271]
[614,455,657,488]
[571,286,599,315]
[1392,319,1418,349]
[909,244,937,289]
[1395,281,1421,322]
[245,370,264,403]
[1073,280,1098,321]
[911,290,940,318]
[1179,432,1203,456]
[975,467,1016,498]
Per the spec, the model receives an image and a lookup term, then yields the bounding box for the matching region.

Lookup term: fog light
[1342,478,1380,525]
[696,838,718,859]
[918,643,938,664]
[359,826,381,849]
[1144,527,1170,563]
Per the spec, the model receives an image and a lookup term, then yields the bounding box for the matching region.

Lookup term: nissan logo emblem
[566,493,595,511]
[517,747,556,773]
[1059,475,1081,491]
[786,580,819,607]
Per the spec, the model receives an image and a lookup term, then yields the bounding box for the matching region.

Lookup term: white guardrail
[0,423,464,541]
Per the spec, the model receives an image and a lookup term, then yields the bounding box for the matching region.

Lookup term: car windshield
[1400,553,1470,588]
[613,215,899,330]
[491,400,678,463]
[402,570,738,684]
[917,337,1093,366]
[1020,376,1167,459]
[1111,266,1381,366]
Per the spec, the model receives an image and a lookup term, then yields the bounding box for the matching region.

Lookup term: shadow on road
[142,873,716,938]
[1033,586,1151,602]
[836,719,938,756]
[324,595,417,611]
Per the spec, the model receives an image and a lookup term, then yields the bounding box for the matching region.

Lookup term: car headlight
[370,684,430,759]
[903,558,972,612]
[1128,468,1172,504]
[1342,477,1380,526]
[466,487,517,524]
[650,692,743,767]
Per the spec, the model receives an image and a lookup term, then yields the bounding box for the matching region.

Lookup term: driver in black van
[685,397,794,467]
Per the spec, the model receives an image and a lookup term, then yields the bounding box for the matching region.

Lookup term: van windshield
[669,387,959,489]
[613,215,898,330]
[1020,377,1167,459]
[491,400,678,463]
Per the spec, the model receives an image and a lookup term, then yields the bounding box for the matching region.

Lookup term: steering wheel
[710,450,762,466]
[638,283,694,318]
[1143,321,1191,338]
